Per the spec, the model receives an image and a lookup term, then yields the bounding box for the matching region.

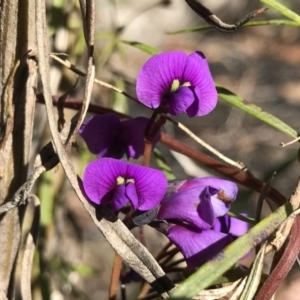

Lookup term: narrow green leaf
[227,211,256,224]
[39,170,55,226]
[120,40,160,55]
[217,86,298,138]
[170,202,295,299]
[239,242,266,300]
[153,148,176,180]
[167,20,299,34]
[260,0,300,25]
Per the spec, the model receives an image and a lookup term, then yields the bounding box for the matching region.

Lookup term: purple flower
[159,177,238,230]
[156,177,243,268]
[83,158,167,211]
[167,224,234,268]
[79,114,160,159]
[167,215,248,268]
[136,51,218,117]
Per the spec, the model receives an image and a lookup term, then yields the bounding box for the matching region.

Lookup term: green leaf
[39,170,55,226]
[73,265,94,277]
[120,40,160,55]
[227,211,256,224]
[153,148,176,180]
[217,85,298,138]
[260,0,300,25]
[167,19,299,34]
[170,201,295,299]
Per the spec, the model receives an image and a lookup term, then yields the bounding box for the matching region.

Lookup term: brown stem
[155,242,173,262]
[109,253,123,300]
[142,141,152,167]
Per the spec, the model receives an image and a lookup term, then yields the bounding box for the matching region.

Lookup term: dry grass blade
[20,195,40,300]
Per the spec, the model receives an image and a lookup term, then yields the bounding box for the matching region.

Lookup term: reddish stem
[255,216,300,300]
[109,253,123,300]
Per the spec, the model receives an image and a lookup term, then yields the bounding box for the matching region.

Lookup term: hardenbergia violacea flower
[136,51,218,117]
[154,177,247,268]
[79,114,161,159]
[83,158,167,211]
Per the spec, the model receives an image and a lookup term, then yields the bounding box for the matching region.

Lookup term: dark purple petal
[79,114,123,158]
[120,117,161,159]
[178,177,238,217]
[83,158,127,205]
[214,215,248,237]
[167,86,195,115]
[127,163,167,210]
[213,214,230,233]
[157,186,215,230]
[110,182,140,211]
[111,185,129,210]
[185,52,218,117]
[136,51,188,109]
[125,182,139,210]
[167,225,233,268]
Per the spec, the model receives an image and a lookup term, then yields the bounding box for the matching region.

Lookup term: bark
[0,0,37,297]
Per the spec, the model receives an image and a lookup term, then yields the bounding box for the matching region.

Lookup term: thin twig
[185,0,267,33]
[164,115,246,170]
[280,136,300,147]
[50,54,139,103]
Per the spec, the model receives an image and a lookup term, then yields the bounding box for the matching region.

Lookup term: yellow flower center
[170,79,191,93]
[116,176,135,185]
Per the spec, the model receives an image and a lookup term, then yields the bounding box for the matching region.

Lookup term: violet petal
[83,158,127,205]
[127,163,167,210]
[136,51,188,109]
[157,186,215,230]
[185,52,218,117]
[167,225,233,268]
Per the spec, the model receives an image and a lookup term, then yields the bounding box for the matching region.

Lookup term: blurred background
[28,0,300,299]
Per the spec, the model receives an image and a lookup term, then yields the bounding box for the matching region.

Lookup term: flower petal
[167,225,233,268]
[111,185,129,210]
[157,186,215,230]
[83,158,127,205]
[125,182,139,210]
[223,215,249,237]
[79,114,124,158]
[178,177,238,217]
[184,52,218,117]
[136,51,188,109]
[127,164,167,210]
[120,117,161,159]
[167,86,195,115]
